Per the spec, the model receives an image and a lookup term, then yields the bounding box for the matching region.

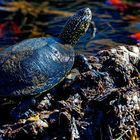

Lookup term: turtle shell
[0,37,74,96]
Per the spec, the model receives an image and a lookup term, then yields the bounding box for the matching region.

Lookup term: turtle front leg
[74,54,93,73]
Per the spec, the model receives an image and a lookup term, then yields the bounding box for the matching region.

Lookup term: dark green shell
[0,37,74,96]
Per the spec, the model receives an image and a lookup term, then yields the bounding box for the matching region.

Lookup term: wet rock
[0,45,140,140]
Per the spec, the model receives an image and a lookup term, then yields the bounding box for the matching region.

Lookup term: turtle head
[59,8,92,45]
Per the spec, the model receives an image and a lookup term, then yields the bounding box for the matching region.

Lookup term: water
[0,0,140,54]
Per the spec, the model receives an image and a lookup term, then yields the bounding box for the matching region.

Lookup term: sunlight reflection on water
[0,0,139,55]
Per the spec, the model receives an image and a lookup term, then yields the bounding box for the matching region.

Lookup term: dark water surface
[0,0,140,54]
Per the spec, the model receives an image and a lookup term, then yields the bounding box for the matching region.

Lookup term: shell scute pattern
[0,37,74,96]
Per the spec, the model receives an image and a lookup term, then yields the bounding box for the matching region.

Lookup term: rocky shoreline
[0,44,140,140]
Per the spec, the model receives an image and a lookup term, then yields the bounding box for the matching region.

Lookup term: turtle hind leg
[10,97,36,121]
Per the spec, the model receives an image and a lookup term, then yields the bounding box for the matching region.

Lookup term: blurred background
[0,0,140,54]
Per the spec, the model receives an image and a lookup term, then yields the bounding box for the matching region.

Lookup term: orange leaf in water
[123,15,140,21]
[106,0,128,12]
[0,21,21,38]
[130,32,140,42]
[107,0,122,5]
[0,23,5,37]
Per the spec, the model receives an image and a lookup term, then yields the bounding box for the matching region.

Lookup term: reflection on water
[0,0,140,54]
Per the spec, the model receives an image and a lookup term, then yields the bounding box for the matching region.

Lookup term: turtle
[0,8,95,97]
